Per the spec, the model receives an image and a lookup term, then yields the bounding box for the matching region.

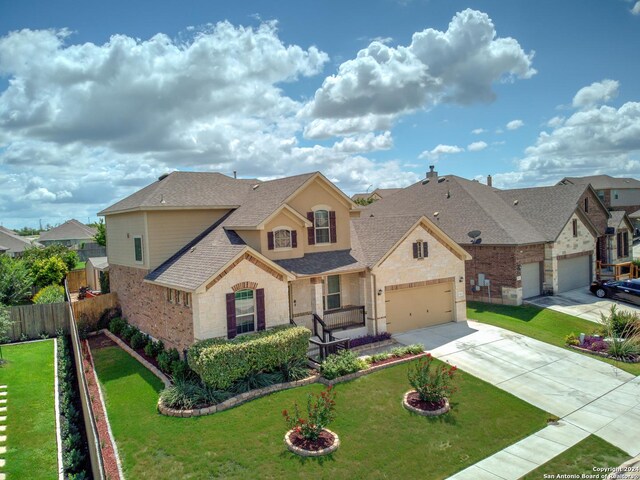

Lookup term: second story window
[584,197,589,212]
[275,229,291,249]
[314,210,330,244]
[133,235,144,263]
[572,219,578,237]
[412,240,428,259]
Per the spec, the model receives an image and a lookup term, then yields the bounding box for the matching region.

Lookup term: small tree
[23,245,78,272]
[283,386,337,441]
[0,256,33,305]
[32,256,68,288]
[0,305,13,360]
[94,219,106,247]
[408,354,457,403]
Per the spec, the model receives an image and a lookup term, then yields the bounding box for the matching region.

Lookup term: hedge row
[188,326,311,390]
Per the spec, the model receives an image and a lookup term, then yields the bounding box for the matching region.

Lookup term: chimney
[487,175,492,187]
[426,165,438,179]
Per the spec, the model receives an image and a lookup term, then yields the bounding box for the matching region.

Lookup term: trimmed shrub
[320,350,368,380]
[108,317,127,335]
[158,348,180,373]
[408,353,457,403]
[130,331,148,350]
[188,326,311,390]
[144,339,164,358]
[160,379,230,409]
[33,284,65,304]
[121,324,138,341]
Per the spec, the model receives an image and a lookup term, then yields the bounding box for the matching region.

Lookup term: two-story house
[99,171,471,352]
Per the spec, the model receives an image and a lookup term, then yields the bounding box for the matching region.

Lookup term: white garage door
[521,262,541,299]
[558,255,591,293]
[385,282,453,334]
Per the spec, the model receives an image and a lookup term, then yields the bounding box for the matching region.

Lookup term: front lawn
[0,340,58,479]
[522,435,630,479]
[467,302,640,376]
[92,345,550,480]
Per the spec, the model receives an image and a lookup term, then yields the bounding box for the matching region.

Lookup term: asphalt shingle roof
[560,175,640,190]
[608,210,628,229]
[38,219,96,242]
[351,215,423,266]
[366,175,546,245]
[496,184,588,241]
[274,249,365,276]
[0,229,36,255]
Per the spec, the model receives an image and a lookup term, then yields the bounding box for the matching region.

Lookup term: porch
[596,260,640,281]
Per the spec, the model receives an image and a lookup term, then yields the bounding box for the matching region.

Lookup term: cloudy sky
[1,0,640,229]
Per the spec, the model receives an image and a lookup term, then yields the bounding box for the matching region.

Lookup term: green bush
[188,326,311,390]
[231,371,280,394]
[171,359,196,382]
[121,324,138,341]
[408,353,458,403]
[144,339,164,358]
[158,348,180,373]
[130,331,149,350]
[160,379,230,409]
[33,284,65,304]
[32,256,68,288]
[565,332,580,346]
[108,317,127,335]
[320,350,368,380]
[601,305,639,338]
[0,255,34,305]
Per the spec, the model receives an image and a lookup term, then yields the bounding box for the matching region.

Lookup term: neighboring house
[366,168,609,305]
[0,245,8,255]
[38,219,97,248]
[559,175,640,215]
[351,188,402,203]
[99,171,470,352]
[0,226,40,257]
[598,211,634,273]
[86,256,109,291]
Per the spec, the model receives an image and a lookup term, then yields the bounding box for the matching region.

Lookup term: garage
[557,254,592,293]
[521,262,542,299]
[385,282,453,334]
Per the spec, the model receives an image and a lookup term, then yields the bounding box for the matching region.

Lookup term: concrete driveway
[525,287,640,323]
[394,321,640,458]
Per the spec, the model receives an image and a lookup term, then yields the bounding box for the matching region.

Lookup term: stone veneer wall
[110,264,194,352]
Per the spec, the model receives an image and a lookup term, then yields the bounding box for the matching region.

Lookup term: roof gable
[38,219,96,242]
[559,174,640,190]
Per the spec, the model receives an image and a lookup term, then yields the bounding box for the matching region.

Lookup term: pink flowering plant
[408,354,458,403]
[282,386,336,441]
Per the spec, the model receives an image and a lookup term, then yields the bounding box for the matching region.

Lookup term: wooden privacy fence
[67,269,88,293]
[7,302,70,341]
[72,292,119,330]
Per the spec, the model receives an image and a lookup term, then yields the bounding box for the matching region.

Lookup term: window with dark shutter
[329,211,337,243]
[624,231,629,256]
[617,232,623,258]
[291,230,298,248]
[256,288,266,331]
[423,241,429,257]
[412,240,427,259]
[307,212,315,245]
[412,242,419,259]
[226,293,236,339]
[267,231,274,250]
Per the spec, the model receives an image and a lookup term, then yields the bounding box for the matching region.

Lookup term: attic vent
[437,177,446,183]
[158,173,170,181]
[513,199,519,205]
[421,179,430,185]
[252,184,260,190]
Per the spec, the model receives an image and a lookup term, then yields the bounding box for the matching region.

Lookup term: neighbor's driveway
[394,321,640,457]
[525,287,640,323]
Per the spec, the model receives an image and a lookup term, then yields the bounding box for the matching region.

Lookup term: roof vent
[468,230,482,244]
[437,177,446,183]
[421,179,430,185]
[190,247,196,253]
[158,173,170,181]
[513,199,519,205]
[252,184,260,190]
[370,214,374,218]
[160,194,166,205]
[433,212,439,217]
[446,189,451,199]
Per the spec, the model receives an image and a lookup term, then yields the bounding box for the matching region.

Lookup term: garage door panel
[386,282,453,334]
[558,255,591,293]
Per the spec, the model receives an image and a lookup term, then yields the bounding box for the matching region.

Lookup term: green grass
[522,435,630,479]
[0,340,58,479]
[73,261,86,270]
[467,302,640,376]
[93,346,551,480]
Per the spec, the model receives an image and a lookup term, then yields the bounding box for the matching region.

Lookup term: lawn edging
[53,338,64,480]
[100,329,172,388]
[157,352,427,417]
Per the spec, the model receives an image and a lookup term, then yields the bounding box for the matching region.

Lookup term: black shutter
[412,242,419,259]
[329,211,337,243]
[291,230,298,248]
[617,233,623,258]
[307,212,315,245]
[267,231,274,250]
[256,288,266,331]
[226,293,236,339]
[424,242,429,257]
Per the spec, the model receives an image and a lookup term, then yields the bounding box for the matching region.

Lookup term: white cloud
[467,141,488,152]
[471,128,486,134]
[572,79,619,109]
[546,116,565,128]
[506,119,524,130]
[304,9,535,137]
[333,132,393,153]
[632,1,640,15]
[419,144,464,159]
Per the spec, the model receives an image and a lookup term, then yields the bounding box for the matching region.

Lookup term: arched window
[235,289,255,334]
[274,229,291,249]
[314,210,330,244]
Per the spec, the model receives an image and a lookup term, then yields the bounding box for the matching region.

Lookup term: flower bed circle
[284,428,340,457]
[402,390,450,416]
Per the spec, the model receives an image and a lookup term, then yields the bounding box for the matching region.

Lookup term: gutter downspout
[371,270,378,336]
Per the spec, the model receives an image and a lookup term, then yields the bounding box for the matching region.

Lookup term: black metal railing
[306,313,350,363]
[323,306,365,330]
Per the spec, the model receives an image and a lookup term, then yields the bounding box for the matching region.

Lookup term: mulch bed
[568,344,640,364]
[289,429,336,451]
[405,391,447,412]
[81,340,121,480]
[368,352,423,367]
[88,333,116,350]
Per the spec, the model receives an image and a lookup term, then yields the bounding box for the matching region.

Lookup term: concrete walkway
[525,287,640,323]
[394,321,640,479]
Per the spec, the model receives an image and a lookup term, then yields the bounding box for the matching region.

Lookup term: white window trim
[273,226,293,250]
[133,235,144,264]
[235,289,256,335]
[313,208,331,245]
[323,275,341,311]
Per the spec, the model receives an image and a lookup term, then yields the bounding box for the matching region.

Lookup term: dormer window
[267,228,297,250]
[314,210,330,244]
